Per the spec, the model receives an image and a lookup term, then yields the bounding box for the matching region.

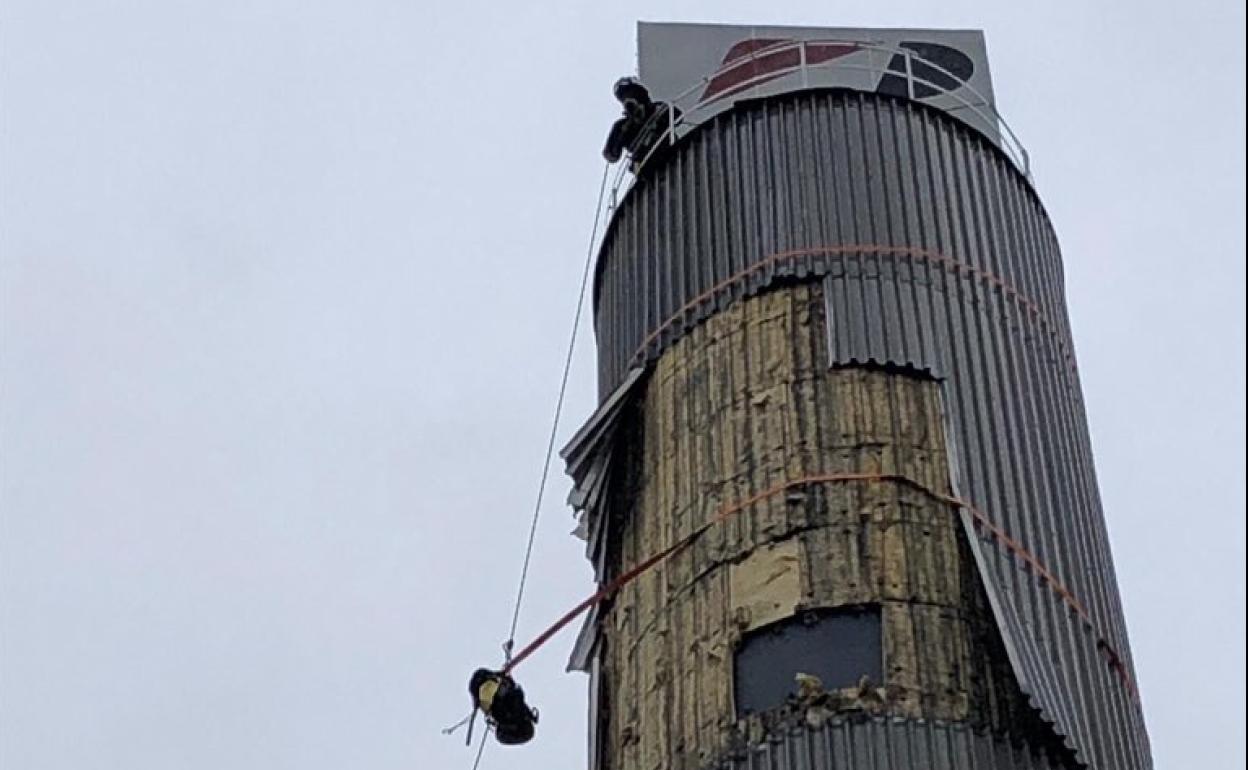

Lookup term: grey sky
[0,2,1242,769]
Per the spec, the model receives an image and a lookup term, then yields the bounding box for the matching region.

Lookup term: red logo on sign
[700,39,861,104]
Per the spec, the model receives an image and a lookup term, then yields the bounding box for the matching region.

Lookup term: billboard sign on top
[637,22,1001,148]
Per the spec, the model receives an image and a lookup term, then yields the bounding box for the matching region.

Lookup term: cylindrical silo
[563,25,1151,770]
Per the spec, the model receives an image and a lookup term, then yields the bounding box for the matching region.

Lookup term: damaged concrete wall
[595,281,1055,770]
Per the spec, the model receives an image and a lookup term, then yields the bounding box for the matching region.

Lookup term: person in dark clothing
[602,77,681,171]
[467,668,539,746]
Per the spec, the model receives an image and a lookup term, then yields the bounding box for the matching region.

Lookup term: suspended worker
[466,668,539,746]
[602,77,682,172]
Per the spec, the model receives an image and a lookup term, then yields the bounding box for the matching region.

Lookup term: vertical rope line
[504,162,612,654]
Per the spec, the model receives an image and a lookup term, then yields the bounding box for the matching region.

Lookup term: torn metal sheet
[567,604,601,673]
[562,365,647,472]
[823,270,948,379]
[571,511,589,542]
[561,365,647,559]
[561,365,647,673]
[957,508,1081,759]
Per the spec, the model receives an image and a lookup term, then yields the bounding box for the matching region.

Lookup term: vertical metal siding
[590,90,1149,769]
[562,366,648,673]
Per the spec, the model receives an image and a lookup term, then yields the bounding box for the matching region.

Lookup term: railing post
[904,51,915,99]
[800,41,808,88]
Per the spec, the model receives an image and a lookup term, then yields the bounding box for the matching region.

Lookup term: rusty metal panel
[588,90,1148,768]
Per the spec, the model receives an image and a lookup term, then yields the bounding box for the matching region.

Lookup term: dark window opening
[733,605,883,717]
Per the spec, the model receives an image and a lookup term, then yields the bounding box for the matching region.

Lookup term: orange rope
[627,244,1074,372]
[503,471,1136,699]
[549,244,1123,695]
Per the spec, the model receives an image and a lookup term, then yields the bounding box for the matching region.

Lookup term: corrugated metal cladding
[706,718,1067,770]
[589,89,1150,768]
[592,89,1077,393]
[561,366,647,673]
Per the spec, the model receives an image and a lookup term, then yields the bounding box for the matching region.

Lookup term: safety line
[503,162,612,658]
[626,244,1075,373]
[500,471,1136,699]
[469,727,488,770]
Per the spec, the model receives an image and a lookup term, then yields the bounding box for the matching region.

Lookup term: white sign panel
[637,22,1000,146]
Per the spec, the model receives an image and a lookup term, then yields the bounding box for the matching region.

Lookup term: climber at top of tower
[602,77,682,170]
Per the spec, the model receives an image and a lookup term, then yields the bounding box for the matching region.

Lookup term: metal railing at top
[605,39,1033,217]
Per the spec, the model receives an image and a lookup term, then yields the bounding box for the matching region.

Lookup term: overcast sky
[1,2,1243,769]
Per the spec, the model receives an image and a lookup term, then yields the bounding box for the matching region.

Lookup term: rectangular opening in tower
[732,604,883,716]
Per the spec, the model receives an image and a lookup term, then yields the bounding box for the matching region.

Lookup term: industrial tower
[563,23,1151,770]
